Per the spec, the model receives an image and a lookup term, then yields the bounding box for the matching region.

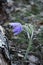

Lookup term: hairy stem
[24,38,32,59]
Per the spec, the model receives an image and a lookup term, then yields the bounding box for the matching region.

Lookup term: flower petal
[9,22,22,28]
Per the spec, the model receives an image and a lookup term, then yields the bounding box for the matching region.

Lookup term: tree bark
[0,53,9,65]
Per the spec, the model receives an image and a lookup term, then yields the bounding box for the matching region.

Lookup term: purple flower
[9,22,23,35]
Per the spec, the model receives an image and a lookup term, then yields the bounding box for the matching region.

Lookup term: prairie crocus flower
[9,22,23,35]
